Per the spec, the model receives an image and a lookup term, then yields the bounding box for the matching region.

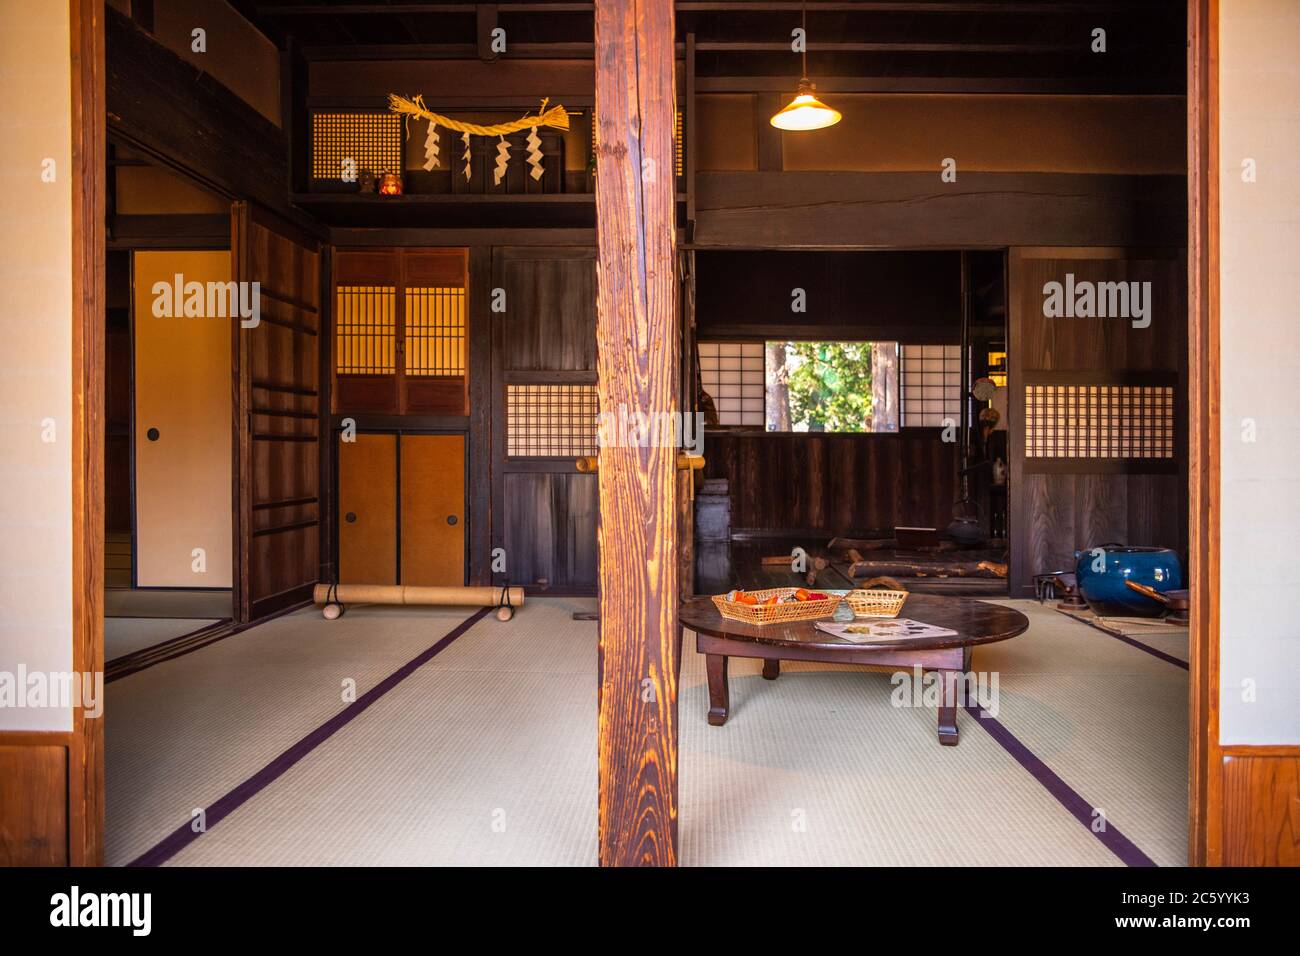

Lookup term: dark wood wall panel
[1016,257,1184,371]
[106,9,306,229]
[492,248,599,593]
[502,473,598,590]
[705,431,957,536]
[496,249,597,372]
[234,203,323,621]
[694,172,1186,249]
[1008,248,1188,594]
[1020,473,1185,576]
[696,251,961,343]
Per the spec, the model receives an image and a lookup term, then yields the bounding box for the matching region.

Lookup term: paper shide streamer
[389,94,569,185]
[494,136,511,185]
[422,120,440,171]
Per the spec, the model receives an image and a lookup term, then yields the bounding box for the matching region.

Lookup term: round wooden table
[679,593,1029,746]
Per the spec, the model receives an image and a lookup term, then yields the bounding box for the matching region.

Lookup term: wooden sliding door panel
[232,203,323,621]
[1007,248,1187,594]
[500,473,598,590]
[491,247,599,593]
[133,250,234,587]
[496,249,596,372]
[338,434,397,585]
[400,435,465,586]
[566,474,599,585]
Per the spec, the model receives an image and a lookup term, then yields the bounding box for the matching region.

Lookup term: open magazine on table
[815,618,958,644]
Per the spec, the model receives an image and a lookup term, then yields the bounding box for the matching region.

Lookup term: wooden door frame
[70,0,107,866]
[1186,0,1218,867]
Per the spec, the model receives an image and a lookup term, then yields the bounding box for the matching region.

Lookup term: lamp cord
[802,1,808,79]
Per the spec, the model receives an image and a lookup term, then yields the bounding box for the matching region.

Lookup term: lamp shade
[769,80,842,131]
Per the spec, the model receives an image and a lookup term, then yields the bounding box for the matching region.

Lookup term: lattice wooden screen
[900,344,962,428]
[699,342,765,426]
[335,286,397,374]
[311,112,402,182]
[506,384,599,457]
[1024,384,1175,459]
[404,287,466,376]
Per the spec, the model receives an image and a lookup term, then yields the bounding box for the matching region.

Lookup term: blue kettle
[1073,544,1182,617]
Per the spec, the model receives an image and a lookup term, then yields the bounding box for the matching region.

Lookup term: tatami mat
[975,601,1187,865]
[105,597,1187,867]
[105,617,220,662]
[104,604,477,866]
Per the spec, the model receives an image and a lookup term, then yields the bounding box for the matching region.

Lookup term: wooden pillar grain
[594,0,680,867]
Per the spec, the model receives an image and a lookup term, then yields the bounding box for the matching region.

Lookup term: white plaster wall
[1218,0,1300,744]
[0,1,75,731]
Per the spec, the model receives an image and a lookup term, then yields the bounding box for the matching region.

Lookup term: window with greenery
[700,340,899,432]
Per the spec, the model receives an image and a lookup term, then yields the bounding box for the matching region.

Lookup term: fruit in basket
[793,588,810,601]
[763,595,779,606]
[737,592,758,606]
[809,592,828,600]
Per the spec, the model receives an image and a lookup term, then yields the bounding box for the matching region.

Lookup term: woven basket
[712,588,843,626]
[845,577,909,619]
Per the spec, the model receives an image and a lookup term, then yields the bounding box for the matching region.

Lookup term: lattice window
[675,109,684,177]
[507,384,599,457]
[1025,384,1175,459]
[405,287,465,376]
[311,112,402,182]
[699,342,764,426]
[335,286,397,374]
[900,344,962,428]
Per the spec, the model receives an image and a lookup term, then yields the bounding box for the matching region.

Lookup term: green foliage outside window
[775,341,875,432]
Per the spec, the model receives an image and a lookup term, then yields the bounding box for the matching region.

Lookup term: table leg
[935,668,959,746]
[706,654,729,726]
[762,658,780,680]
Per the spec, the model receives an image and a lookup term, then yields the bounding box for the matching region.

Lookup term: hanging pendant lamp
[770,3,841,131]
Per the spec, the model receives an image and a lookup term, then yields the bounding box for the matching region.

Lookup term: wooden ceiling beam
[677,1,1148,11]
[697,40,1088,53]
[696,75,1185,94]
[257,2,591,14]
[301,42,594,60]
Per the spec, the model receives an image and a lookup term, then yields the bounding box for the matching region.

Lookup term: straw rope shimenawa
[388,94,571,137]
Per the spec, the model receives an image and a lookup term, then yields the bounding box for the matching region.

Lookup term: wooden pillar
[594,0,680,867]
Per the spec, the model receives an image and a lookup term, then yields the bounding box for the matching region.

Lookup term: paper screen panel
[506,384,599,457]
[335,285,396,375]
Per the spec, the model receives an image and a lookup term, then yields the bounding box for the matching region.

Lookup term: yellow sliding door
[133,250,233,587]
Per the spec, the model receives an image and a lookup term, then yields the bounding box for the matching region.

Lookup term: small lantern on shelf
[378,171,403,196]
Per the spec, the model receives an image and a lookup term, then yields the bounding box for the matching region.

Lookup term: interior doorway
[102,154,236,668]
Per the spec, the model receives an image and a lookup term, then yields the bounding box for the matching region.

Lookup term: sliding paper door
[133,250,233,587]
